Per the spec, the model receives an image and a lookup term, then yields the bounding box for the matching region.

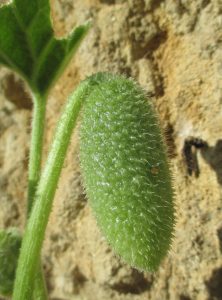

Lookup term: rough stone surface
[0,0,222,299]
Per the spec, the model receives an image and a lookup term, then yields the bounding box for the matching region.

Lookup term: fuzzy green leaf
[0,228,21,297]
[0,0,90,95]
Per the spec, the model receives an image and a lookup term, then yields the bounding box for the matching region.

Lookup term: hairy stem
[12,80,90,300]
[33,263,48,300]
[27,94,48,299]
[27,94,46,215]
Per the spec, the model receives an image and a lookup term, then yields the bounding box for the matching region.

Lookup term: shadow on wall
[182,137,222,185]
[205,267,222,300]
[201,139,222,186]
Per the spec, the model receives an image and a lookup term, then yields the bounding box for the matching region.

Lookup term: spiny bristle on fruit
[80,73,175,271]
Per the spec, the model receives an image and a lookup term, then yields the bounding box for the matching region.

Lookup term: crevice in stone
[109,269,152,294]
[1,73,32,110]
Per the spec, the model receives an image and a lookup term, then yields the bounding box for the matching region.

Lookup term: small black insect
[182,137,208,177]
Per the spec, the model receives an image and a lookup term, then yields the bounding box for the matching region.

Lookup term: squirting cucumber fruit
[80,73,175,271]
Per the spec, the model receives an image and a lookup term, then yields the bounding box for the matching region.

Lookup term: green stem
[27,94,48,299]
[33,263,48,300]
[27,94,46,215]
[12,80,90,300]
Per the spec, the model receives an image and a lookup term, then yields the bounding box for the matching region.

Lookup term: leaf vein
[31,35,54,82]
[11,3,37,62]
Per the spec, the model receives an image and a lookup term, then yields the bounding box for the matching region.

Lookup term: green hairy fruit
[0,229,21,296]
[80,73,175,271]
